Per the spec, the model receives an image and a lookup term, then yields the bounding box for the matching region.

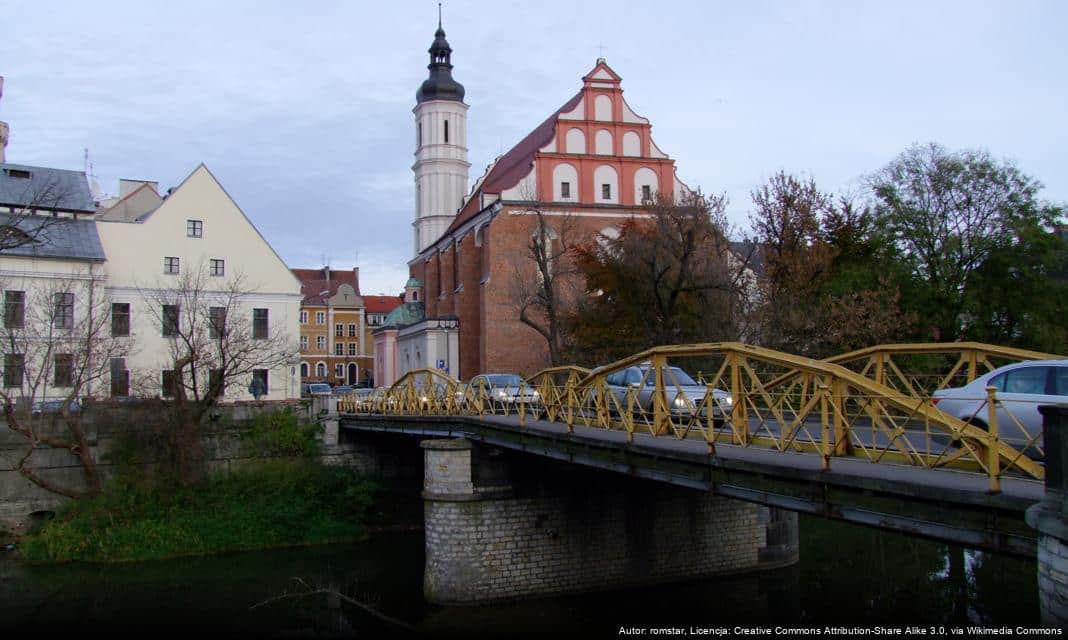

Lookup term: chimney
[353,267,360,293]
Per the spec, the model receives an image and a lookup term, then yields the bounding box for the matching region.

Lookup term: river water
[0,515,1038,637]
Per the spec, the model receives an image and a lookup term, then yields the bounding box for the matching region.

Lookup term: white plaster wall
[565,128,586,154]
[634,167,660,203]
[559,97,584,120]
[594,165,619,204]
[413,100,471,254]
[594,95,612,121]
[621,97,649,124]
[622,131,641,157]
[552,164,579,202]
[0,257,107,401]
[595,130,613,155]
[96,165,302,401]
[500,166,536,201]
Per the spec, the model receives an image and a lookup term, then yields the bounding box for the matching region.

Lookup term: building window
[348,343,357,356]
[209,306,227,339]
[316,335,325,351]
[300,310,308,324]
[54,293,74,329]
[316,362,326,378]
[413,291,418,301]
[335,363,344,378]
[300,335,308,351]
[187,219,203,237]
[300,362,309,377]
[252,369,269,394]
[210,259,225,277]
[561,182,570,199]
[602,184,611,200]
[418,122,422,146]
[111,303,130,337]
[253,308,268,339]
[335,323,344,337]
[641,185,652,202]
[209,368,225,398]
[161,370,178,398]
[4,291,24,329]
[348,323,357,337]
[335,343,344,356]
[164,256,180,274]
[162,304,179,337]
[54,354,73,387]
[4,353,24,388]
[110,358,129,397]
[444,119,449,143]
[315,311,325,325]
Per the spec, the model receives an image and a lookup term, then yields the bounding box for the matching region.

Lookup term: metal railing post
[986,385,1001,493]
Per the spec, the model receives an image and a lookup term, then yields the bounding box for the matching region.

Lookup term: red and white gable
[445,60,689,242]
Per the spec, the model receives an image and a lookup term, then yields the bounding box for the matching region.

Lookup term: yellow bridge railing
[336,342,1063,491]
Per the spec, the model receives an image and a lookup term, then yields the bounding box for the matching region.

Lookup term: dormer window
[187,219,203,238]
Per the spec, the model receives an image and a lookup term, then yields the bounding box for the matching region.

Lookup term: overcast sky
[2,1,1065,295]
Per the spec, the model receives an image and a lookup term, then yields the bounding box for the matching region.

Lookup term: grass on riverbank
[19,461,378,564]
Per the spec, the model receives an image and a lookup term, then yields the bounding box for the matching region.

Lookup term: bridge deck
[341,412,1045,556]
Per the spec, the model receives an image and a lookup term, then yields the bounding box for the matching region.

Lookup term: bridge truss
[338,342,1062,491]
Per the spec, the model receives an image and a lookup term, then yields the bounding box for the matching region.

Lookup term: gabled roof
[96,182,163,222]
[364,294,403,314]
[0,212,105,262]
[292,268,361,305]
[0,163,96,213]
[444,91,583,236]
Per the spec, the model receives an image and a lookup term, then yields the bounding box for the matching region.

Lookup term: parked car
[31,399,81,417]
[302,383,332,398]
[931,360,1068,456]
[599,363,732,422]
[468,373,540,410]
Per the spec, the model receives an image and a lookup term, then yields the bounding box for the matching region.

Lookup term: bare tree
[139,265,298,484]
[506,208,580,367]
[0,272,129,498]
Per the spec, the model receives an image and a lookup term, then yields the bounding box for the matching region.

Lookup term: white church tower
[412,15,469,255]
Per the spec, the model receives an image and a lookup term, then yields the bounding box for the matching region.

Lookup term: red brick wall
[409,206,646,379]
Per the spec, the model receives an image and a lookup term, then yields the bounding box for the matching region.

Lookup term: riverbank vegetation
[19,460,378,564]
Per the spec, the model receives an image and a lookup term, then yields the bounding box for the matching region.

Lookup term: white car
[931,360,1068,456]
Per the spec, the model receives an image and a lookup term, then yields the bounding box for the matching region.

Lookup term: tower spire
[438,2,442,29]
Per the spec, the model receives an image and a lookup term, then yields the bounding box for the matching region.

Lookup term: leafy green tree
[868,143,1063,343]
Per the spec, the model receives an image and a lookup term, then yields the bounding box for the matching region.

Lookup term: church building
[375,19,689,384]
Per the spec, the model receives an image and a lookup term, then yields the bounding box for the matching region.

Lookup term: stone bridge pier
[420,437,799,605]
[1027,405,1068,625]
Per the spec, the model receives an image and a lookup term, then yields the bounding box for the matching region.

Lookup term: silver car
[602,364,732,422]
[931,359,1068,455]
[468,373,540,410]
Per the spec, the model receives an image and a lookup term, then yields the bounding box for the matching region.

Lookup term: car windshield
[643,367,698,387]
[485,374,524,387]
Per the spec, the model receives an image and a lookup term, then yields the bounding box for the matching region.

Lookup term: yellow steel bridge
[338,342,1063,493]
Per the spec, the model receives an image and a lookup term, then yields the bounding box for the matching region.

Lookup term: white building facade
[96,165,303,401]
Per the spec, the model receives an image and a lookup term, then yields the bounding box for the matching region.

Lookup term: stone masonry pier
[420,437,798,605]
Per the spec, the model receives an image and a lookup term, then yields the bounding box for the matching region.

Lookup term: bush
[19,461,378,563]
[241,408,323,458]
